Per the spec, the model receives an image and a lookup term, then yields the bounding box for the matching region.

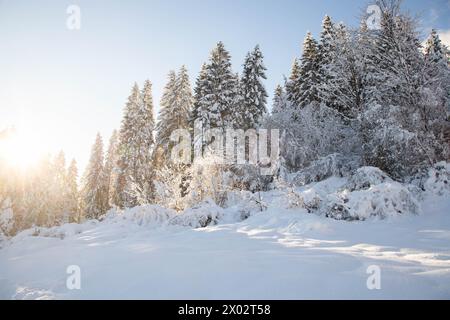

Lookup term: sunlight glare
[0,126,49,170]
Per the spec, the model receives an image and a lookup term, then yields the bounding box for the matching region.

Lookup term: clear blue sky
[1,0,449,171]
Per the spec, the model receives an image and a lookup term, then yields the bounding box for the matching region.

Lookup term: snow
[1,171,450,299]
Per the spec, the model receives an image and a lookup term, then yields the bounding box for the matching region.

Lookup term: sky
[0,0,449,172]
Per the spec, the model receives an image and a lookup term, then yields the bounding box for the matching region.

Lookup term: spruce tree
[190,63,208,129]
[82,133,108,219]
[114,81,155,207]
[66,159,79,222]
[298,32,320,108]
[317,15,336,90]
[286,58,301,105]
[239,45,268,130]
[53,151,68,223]
[156,67,193,163]
[272,84,290,115]
[104,130,119,209]
[202,42,240,131]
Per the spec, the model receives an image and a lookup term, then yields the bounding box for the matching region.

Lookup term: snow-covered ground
[1,169,450,299]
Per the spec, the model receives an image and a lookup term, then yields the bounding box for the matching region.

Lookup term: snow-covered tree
[286,58,301,106]
[66,159,79,222]
[104,130,119,209]
[360,0,448,178]
[114,81,155,208]
[239,45,268,130]
[201,42,240,131]
[424,29,450,113]
[156,67,193,164]
[53,150,68,222]
[317,15,336,94]
[154,67,194,204]
[271,84,290,114]
[82,133,108,219]
[297,32,320,108]
[319,23,366,117]
[190,63,208,131]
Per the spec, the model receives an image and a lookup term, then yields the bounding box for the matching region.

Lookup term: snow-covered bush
[104,205,176,227]
[184,155,234,208]
[289,153,360,186]
[423,162,450,196]
[169,199,225,228]
[324,167,421,220]
[226,190,267,220]
[345,167,392,191]
[0,198,14,240]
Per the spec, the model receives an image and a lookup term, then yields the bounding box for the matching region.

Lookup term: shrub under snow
[326,182,421,220]
[169,199,225,228]
[344,166,392,191]
[289,153,361,186]
[423,162,450,196]
[279,166,422,221]
[104,205,176,227]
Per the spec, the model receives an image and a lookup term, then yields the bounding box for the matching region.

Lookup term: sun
[0,127,48,171]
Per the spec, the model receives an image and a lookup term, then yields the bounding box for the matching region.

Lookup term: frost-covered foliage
[275,166,422,221]
[155,66,193,162]
[267,0,449,180]
[238,45,268,130]
[113,81,156,208]
[0,149,80,236]
[325,167,420,220]
[289,153,361,186]
[345,167,392,191]
[169,199,224,228]
[266,104,359,171]
[0,198,14,241]
[81,133,108,220]
[325,181,420,220]
[184,155,234,208]
[423,162,450,196]
[193,42,241,131]
[104,205,176,227]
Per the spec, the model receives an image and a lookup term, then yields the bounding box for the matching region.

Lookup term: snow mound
[326,178,421,220]
[424,162,450,196]
[104,205,176,227]
[9,221,99,243]
[289,153,360,186]
[345,166,392,191]
[169,199,225,228]
[280,167,421,221]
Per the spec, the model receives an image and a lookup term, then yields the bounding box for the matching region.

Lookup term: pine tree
[319,22,365,117]
[297,32,320,108]
[317,15,336,88]
[66,159,79,222]
[53,151,68,223]
[272,84,289,114]
[239,45,268,130]
[114,81,155,207]
[113,84,141,208]
[156,66,193,162]
[360,1,448,177]
[82,133,108,219]
[202,42,240,131]
[176,65,195,127]
[286,58,301,105]
[190,63,208,129]
[156,70,178,159]
[104,130,119,209]
[424,29,450,107]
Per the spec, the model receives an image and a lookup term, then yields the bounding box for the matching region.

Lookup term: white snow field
[1,166,450,300]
